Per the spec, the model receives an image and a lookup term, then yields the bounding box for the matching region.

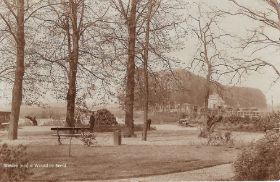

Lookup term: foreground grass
[27,144,238,181]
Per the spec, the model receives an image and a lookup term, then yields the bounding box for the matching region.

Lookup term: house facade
[208,94,226,109]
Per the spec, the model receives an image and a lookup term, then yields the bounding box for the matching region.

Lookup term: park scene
[0,0,280,181]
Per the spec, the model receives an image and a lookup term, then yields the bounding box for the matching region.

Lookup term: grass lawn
[27,144,238,181]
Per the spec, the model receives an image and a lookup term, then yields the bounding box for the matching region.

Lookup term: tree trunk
[66,65,77,127]
[142,0,154,141]
[8,0,25,140]
[124,0,137,137]
[204,63,211,109]
[204,81,210,109]
[65,0,79,127]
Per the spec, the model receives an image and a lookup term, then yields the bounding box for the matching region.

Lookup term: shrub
[0,144,32,182]
[221,113,280,132]
[234,131,280,180]
[179,113,187,119]
[80,132,97,147]
[258,113,280,131]
[95,109,118,127]
[207,131,233,146]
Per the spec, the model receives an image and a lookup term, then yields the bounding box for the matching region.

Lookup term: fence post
[113,129,121,145]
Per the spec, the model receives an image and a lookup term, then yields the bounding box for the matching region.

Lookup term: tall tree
[188,3,244,137]
[141,0,157,141]
[188,4,239,109]
[26,0,114,123]
[111,0,138,137]
[0,0,25,140]
[65,0,81,127]
[10,0,25,140]
[112,0,187,137]
[0,0,58,139]
[62,0,113,126]
[125,0,138,137]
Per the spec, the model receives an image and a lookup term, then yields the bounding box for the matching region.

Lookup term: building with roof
[208,94,226,109]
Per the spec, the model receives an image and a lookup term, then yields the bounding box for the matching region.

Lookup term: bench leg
[57,130,62,145]
[69,136,73,157]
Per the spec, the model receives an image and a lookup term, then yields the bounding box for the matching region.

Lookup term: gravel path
[96,163,234,182]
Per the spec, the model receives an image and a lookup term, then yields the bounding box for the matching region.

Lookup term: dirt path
[136,163,234,181]
[96,163,234,181]
[154,124,198,131]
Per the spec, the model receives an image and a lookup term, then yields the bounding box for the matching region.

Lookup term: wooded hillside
[125,69,267,110]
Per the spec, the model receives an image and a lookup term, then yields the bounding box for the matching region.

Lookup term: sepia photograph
[0,0,280,181]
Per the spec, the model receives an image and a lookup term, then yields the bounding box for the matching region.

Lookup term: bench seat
[51,127,91,131]
[51,127,92,144]
[51,134,82,137]
[1,122,9,126]
[0,122,9,129]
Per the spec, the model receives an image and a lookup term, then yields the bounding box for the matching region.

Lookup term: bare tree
[0,0,60,139]
[223,0,280,81]
[125,0,138,137]
[188,4,237,109]
[25,0,113,126]
[112,0,187,137]
[188,3,244,137]
[141,0,153,141]
[110,0,139,137]
[65,0,82,127]
[0,0,25,140]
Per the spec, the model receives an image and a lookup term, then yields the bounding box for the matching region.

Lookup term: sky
[1,0,280,107]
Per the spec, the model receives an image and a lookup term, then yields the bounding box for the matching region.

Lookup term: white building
[208,94,225,109]
[0,85,10,106]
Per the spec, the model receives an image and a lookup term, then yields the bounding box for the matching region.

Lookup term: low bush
[234,131,280,180]
[80,132,97,147]
[207,131,233,146]
[0,144,32,182]
[220,113,280,132]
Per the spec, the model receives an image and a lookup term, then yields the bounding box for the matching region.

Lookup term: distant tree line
[118,69,267,110]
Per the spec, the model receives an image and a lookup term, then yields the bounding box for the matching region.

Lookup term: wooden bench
[51,127,91,145]
[272,127,280,132]
[0,122,9,129]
